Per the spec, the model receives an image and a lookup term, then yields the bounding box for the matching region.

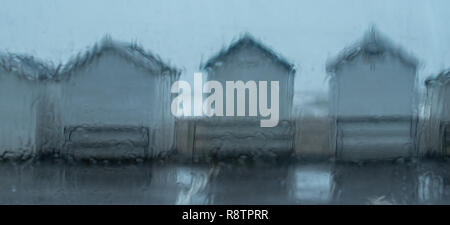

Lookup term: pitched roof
[0,52,57,81]
[425,69,450,87]
[326,26,419,73]
[201,33,295,73]
[58,35,180,80]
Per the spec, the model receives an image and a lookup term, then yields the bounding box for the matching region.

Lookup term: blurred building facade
[326,28,419,161]
[58,36,180,160]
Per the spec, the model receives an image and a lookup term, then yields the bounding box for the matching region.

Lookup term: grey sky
[1,0,450,99]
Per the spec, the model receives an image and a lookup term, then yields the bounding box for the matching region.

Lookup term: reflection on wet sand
[333,162,417,204]
[174,166,210,205]
[0,160,450,204]
[288,164,334,204]
[418,171,443,203]
[416,162,450,204]
[207,164,291,204]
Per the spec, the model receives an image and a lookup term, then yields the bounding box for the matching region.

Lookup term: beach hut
[183,34,296,158]
[422,70,450,156]
[202,34,295,120]
[0,53,57,159]
[326,27,419,161]
[58,36,180,160]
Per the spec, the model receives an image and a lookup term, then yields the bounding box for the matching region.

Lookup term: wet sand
[0,159,448,204]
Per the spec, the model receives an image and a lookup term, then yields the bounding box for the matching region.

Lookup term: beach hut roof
[326,26,419,74]
[0,52,57,81]
[59,35,180,79]
[201,33,295,73]
[425,69,450,87]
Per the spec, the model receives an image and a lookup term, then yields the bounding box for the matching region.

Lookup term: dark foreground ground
[0,158,449,204]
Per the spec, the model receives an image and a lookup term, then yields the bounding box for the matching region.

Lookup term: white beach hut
[326,27,419,161]
[58,36,180,160]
